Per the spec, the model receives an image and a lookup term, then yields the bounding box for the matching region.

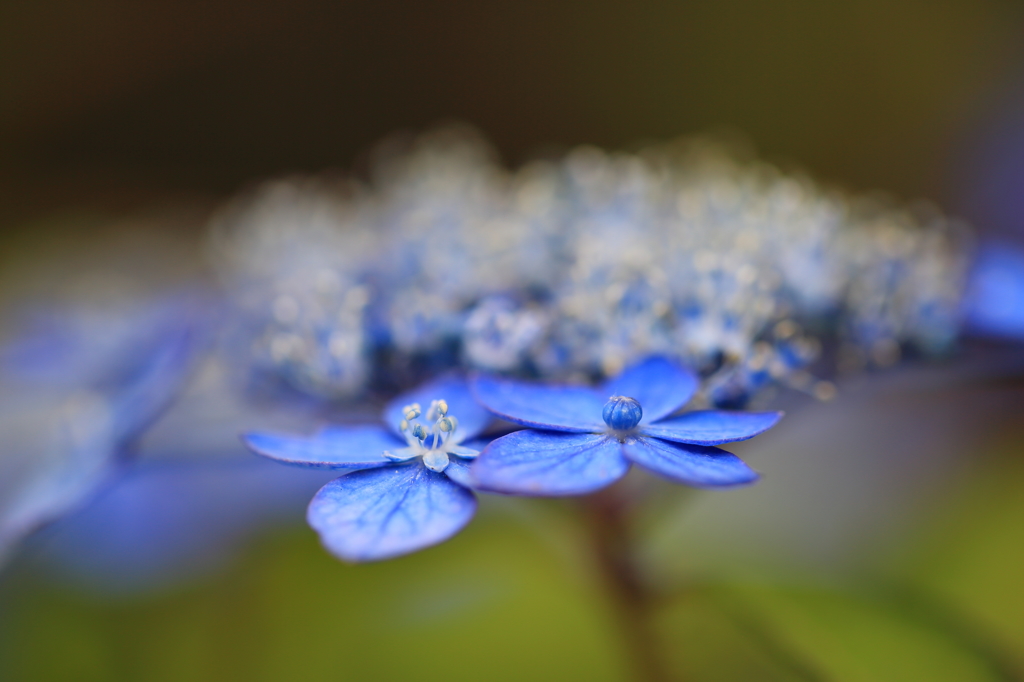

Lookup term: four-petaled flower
[243,376,491,562]
[470,357,782,495]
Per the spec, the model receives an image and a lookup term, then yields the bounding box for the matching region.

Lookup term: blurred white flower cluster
[208,126,970,407]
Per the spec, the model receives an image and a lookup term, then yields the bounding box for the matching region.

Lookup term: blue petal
[107,314,204,442]
[471,375,605,432]
[472,430,630,496]
[441,437,490,489]
[641,410,783,445]
[622,437,759,488]
[961,241,1024,340]
[602,357,699,424]
[0,296,205,567]
[307,464,477,562]
[34,458,336,594]
[242,426,399,471]
[0,393,121,567]
[383,374,492,440]
[442,456,475,488]
[0,294,205,394]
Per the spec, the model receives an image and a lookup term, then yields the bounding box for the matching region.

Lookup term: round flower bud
[602,395,643,430]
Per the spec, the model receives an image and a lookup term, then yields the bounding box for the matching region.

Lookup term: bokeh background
[2,1,1024,680]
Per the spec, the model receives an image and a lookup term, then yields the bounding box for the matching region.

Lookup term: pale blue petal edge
[307,464,477,562]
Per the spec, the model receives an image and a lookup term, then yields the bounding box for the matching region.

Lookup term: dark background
[2,0,1023,234]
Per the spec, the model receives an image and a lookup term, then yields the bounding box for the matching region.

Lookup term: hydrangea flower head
[243,376,491,562]
[209,129,978,414]
[471,357,781,496]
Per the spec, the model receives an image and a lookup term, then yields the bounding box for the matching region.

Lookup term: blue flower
[0,296,204,567]
[243,375,492,562]
[31,458,335,594]
[470,357,782,496]
[961,240,1024,341]
[24,365,341,593]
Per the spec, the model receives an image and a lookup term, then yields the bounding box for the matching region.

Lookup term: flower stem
[582,485,674,682]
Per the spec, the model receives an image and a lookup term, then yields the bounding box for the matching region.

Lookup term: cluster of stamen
[386,398,463,472]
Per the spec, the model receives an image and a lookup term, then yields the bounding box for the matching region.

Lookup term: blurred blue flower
[22,354,347,593]
[471,357,781,496]
[30,458,335,594]
[960,241,1024,341]
[244,375,492,562]
[0,296,205,567]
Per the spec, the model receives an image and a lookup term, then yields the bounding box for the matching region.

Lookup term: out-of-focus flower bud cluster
[208,126,971,408]
[208,179,377,400]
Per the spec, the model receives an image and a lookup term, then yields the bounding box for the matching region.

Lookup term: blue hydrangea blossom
[471,357,781,496]
[32,458,336,593]
[24,359,346,592]
[0,297,203,567]
[243,376,492,562]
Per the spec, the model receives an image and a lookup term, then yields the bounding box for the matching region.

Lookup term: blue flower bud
[602,395,642,430]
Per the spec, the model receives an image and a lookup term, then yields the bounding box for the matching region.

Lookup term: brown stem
[582,485,674,682]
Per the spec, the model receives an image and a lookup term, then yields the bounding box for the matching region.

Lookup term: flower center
[602,395,642,430]
[393,398,461,472]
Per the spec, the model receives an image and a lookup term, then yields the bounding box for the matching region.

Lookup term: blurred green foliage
[4,429,1024,682]
[1,510,628,682]
[892,435,1024,668]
